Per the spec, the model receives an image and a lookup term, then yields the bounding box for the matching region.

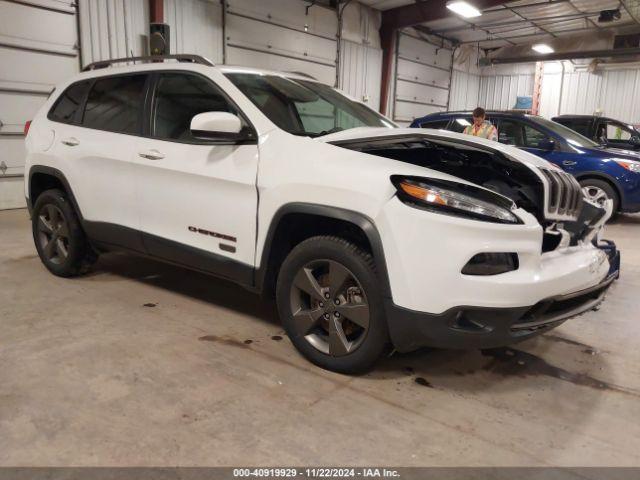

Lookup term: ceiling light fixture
[446,1,482,18]
[532,43,554,54]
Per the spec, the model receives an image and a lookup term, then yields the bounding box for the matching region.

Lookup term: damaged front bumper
[385,240,619,352]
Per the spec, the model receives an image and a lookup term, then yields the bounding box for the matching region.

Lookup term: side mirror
[538,138,555,151]
[190,112,250,142]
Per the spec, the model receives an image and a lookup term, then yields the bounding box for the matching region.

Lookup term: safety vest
[463,121,498,141]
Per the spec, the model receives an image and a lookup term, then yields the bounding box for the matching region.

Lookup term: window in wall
[82,75,147,134]
[152,73,238,141]
[49,81,91,123]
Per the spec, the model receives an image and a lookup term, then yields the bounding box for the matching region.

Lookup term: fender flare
[254,202,392,299]
[28,165,84,220]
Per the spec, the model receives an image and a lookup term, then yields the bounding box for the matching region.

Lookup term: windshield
[225,73,395,137]
[531,115,600,148]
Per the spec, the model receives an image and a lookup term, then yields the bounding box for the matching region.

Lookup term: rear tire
[276,236,388,374]
[579,178,619,215]
[32,189,96,277]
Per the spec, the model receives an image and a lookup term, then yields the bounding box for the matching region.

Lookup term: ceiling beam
[482,47,640,65]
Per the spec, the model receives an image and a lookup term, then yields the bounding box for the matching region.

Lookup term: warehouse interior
[2,0,640,472]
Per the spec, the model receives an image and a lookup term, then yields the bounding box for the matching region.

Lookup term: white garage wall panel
[448,49,482,111]
[339,40,382,110]
[164,0,223,64]
[394,32,452,125]
[225,0,338,85]
[338,2,382,111]
[78,0,149,67]
[479,73,534,111]
[0,0,79,209]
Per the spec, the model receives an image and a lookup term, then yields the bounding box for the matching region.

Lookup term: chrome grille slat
[537,167,582,221]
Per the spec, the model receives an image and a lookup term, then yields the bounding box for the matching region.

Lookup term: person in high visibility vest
[463,107,498,142]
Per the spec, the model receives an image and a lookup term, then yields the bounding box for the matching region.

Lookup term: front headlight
[615,159,640,173]
[391,175,521,224]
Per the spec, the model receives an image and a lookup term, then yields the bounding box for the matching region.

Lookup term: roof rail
[82,54,214,72]
[286,71,317,80]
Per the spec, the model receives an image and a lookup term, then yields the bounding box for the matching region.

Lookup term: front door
[133,71,259,283]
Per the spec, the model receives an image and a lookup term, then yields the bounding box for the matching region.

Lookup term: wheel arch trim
[28,166,84,220]
[255,203,391,298]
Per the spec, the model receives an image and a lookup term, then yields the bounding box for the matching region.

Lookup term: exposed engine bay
[331,134,610,252]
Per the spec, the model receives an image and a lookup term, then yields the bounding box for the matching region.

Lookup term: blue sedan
[411,111,640,214]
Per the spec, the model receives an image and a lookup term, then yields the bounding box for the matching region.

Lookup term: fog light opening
[462,252,519,275]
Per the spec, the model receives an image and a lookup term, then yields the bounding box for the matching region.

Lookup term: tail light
[24,120,32,137]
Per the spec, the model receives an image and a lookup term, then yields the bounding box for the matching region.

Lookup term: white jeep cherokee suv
[24,55,620,373]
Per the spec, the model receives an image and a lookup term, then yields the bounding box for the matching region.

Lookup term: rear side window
[152,73,237,141]
[419,120,449,129]
[82,75,147,134]
[559,118,592,137]
[49,81,91,124]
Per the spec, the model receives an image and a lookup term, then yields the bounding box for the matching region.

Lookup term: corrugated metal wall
[164,0,223,64]
[394,31,453,125]
[478,68,535,111]
[448,47,481,111]
[338,2,382,110]
[0,0,79,209]
[540,62,640,123]
[339,40,382,110]
[78,0,149,67]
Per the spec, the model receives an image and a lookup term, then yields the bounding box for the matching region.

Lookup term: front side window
[523,124,550,149]
[49,81,91,124]
[497,120,524,146]
[225,73,394,137]
[82,74,147,134]
[604,121,634,141]
[152,73,238,141]
[448,117,472,133]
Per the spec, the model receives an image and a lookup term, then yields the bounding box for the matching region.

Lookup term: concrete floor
[1,208,640,467]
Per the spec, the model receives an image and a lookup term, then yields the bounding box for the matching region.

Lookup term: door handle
[562,160,577,166]
[138,149,165,160]
[61,137,79,147]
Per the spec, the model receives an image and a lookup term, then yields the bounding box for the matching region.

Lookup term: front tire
[32,189,96,277]
[276,236,388,374]
[579,178,619,214]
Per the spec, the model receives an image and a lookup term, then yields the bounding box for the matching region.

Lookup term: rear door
[133,71,259,282]
[50,73,148,249]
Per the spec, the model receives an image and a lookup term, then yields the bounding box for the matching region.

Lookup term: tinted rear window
[82,75,147,134]
[49,81,91,123]
[557,118,592,137]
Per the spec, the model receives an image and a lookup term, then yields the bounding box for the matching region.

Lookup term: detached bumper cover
[386,241,619,352]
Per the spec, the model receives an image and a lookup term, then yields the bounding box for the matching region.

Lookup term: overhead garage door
[0,0,79,209]
[393,31,452,126]
[225,0,338,86]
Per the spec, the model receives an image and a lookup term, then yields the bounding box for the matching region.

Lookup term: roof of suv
[77,56,320,83]
[422,110,530,118]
